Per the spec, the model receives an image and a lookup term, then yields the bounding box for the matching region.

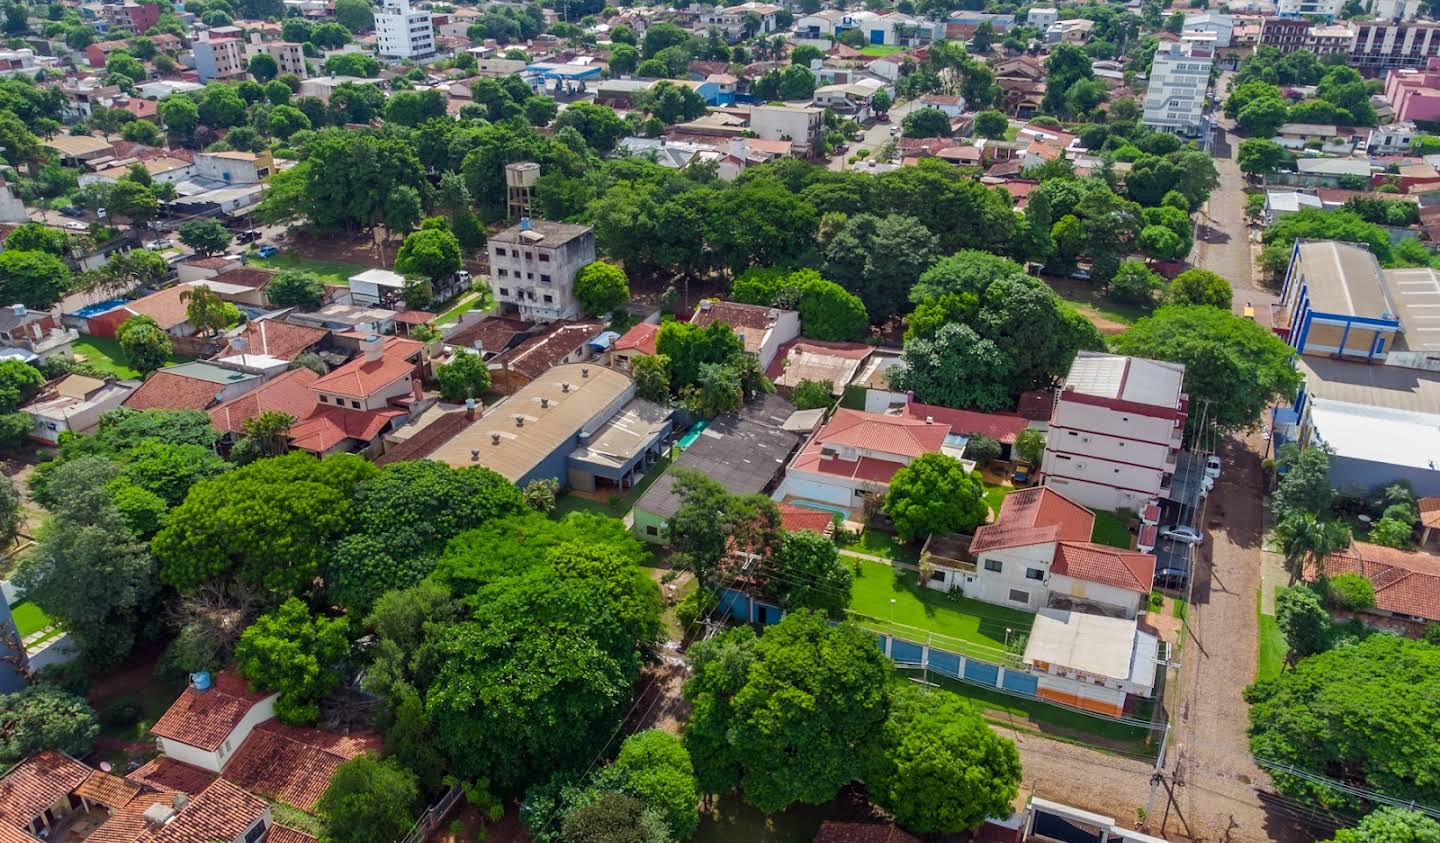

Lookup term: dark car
[59,206,84,217]
[1154,567,1189,589]
[876,113,891,123]
[235,229,262,244]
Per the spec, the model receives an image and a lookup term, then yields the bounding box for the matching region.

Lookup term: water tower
[505,162,540,221]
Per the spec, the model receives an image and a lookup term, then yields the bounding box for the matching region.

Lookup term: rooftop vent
[925,416,933,424]
[562,382,571,392]
[491,432,501,445]
[470,448,479,461]
[515,415,525,427]
[581,367,589,378]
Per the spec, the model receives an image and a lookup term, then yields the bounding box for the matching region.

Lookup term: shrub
[1326,573,1375,611]
[791,379,834,410]
[99,700,141,730]
[963,434,1002,465]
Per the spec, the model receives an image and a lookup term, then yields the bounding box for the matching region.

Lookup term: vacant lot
[73,336,191,380]
[847,558,1034,654]
[249,251,368,286]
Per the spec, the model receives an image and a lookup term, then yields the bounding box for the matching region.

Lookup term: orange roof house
[1317,541,1440,624]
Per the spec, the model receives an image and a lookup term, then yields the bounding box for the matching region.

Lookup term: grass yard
[248,251,368,286]
[897,669,1158,755]
[435,290,492,325]
[1257,587,1287,681]
[859,44,905,56]
[848,558,1034,655]
[843,528,920,565]
[551,450,676,519]
[1089,508,1133,549]
[983,481,1014,517]
[73,336,192,380]
[10,600,51,638]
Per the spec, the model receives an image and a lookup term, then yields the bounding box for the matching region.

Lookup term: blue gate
[1001,669,1039,696]
[890,638,925,664]
[963,659,1000,686]
[927,649,962,679]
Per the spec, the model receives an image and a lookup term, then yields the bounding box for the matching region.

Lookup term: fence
[399,783,464,843]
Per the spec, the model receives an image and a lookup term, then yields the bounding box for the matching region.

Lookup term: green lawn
[1059,296,1153,330]
[1089,509,1133,549]
[848,559,1034,657]
[898,670,1157,754]
[859,44,905,56]
[843,528,920,565]
[248,251,368,286]
[551,449,676,519]
[73,336,192,380]
[1257,587,1287,681]
[10,600,51,637]
[435,290,492,325]
[983,481,1014,517]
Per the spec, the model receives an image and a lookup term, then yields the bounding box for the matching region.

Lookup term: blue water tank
[190,671,212,691]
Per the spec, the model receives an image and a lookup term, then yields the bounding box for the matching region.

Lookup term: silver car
[1160,525,1205,545]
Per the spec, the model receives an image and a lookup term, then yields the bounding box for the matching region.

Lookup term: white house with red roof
[288,334,427,456]
[689,299,800,370]
[777,408,951,514]
[949,487,1153,617]
[607,322,659,372]
[148,672,277,773]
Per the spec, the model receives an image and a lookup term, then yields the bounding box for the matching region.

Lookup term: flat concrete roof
[1024,608,1154,688]
[165,361,260,385]
[1310,396,1440,470]
[429,362,632,482]
[1065,352,1184,409]
[1298,354,1440,414]
[1294,240,1392,319]
[570,398,671,469]
[634,413,799,521]
[1380,266,1440,353]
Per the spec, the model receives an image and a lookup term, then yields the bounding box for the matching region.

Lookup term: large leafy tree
[1274,585,1329,661]
[434,351,491,402]
[1245,635,1440,808]
[235,596,350,724]
[667,469,779,590]
[1272,443,1334,518]
[152,452,377,595]
[654,321,743,392]
[177,218,232,256]
[682,612,892,812]
[883,453,987,542]
[1168,269,1233,309]
[600,730,700,840]
[0,359,42,412]
[573,261,630,317]
[706,176,819,273]
[264,269,325,309]
[824,213,938,323]
[890,323,1012,411]
[318,754,421,843]
[395,225,462,283]
[180,284,238,337]
[0,687,100,763]
[0,250,70,309]
[762,529,851,614]
[1274,511,1351,586]
[116,315,172,375]
[1327,808,1440,843]
[1110,306,1301,434]
[867,684,1022,833]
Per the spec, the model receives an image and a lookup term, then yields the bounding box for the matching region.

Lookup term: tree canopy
[883,453,988,542]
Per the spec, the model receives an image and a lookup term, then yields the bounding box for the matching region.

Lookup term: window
[498,287,509,297]
[984,559,1002,573]
[646,525,659,536]
[319,395,328,403]
[929,570,946,582]
[244,820,268,843]
[497,268,508,278]
[1025,568,1044,581]
[526,272,534,280]
[539,253,551,262]
[350,400,360,409]
[1008,588,1029,604]
[540,274,551,283]
[854,488,867,498]
[494,247,506,256]
[525,251,533,260]
[543,294,553,303]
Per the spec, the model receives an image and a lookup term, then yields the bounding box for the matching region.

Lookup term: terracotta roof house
[208,367,321,441]
[83,284,210,339]
[765,339,872,397]
[689,300,800,370]
[211,319,328,376]
[1316,541,1440,625]
[125,757,217,797]
[813,821,922,843]
[901,401,1029,448]
[0,751,92,836]
[220,720,381,812]
[123,363,262,412]
[443,314,530,360]
[285,335,427,456]
[487,319,607,395]
[956,487,1153,618]
[608,321,660,372]
[146,778,269,843]
[150,672,278,773]
[779,504,835,535]
[778,408,950,516]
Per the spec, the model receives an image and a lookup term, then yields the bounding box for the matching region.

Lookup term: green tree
[1138,225,1185,261]
[0,359,42,413]
[681,612,891,812]
[0,475,19,549]
[1274,510,1351,587]
[1168,269,1233,309]
[434,351,491,402]
[1238,138,1291,175]
[5,224,67,256]
[867,684,1022,834]
[1110,306,1302,433]
[631,353,670,403]
[1108,259,1161,305]
[236,596,350,724]
[972,109,1009,139]
[1237,94,1290,137]
[605,729,700,840]
[248,52,278,82]
[159,95,199,137]
[241,410,295,458]
[561,792,668,843]
[1245,635,1440,808]
[763,529,850,614]
[115,315,172,375]
[553,102,628,154]
[1275,585,1330,660]
[1327,808,1440,843]
[883,453,988,542]
[199,85,248,128]
[107,180,159,225]
[177,218,233,256]
[655,321,743,391]
[688,361,742,417]
[1326,573,1375,611]
[0,250,70,309]
[1272,443,1334,519]
[334,0,375,31]
[323,52,379,78]
[608,44,639,76]
[890,323,1012,411]
[105,51,145,83]
[790,379,833,411]
[395,226,461,282]
[1015,429,1045,465]
[667,469,779,590]
[574,261,629,317]
[824,213,938,323]
[0,687,100,763]
[264,269,325,309]
[901,107,951,138]
[318,754,421,843]
[179,284,237,336]
[268,103,310,139]
[120,119,163,145]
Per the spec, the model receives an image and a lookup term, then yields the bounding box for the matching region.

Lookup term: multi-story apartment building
[1352,21,1440,71]
[1371,0,1423,22]
[1259,16,1313,52]
[1183,12,1234,47]
[1277,0,1343,19]
[1039,352,1189,513]
[376,0,434,60]
[193,30,247,82]
[750,104,826,158]
[486,218,596,323]
[245,33,307,77]
[1141,41,1213,137]
[701,2,782,41]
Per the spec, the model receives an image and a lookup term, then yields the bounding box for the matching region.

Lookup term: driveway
[828,99,919,171]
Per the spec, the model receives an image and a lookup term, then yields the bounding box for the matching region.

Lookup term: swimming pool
[790,500,850,518]
[71,298,129,319]
[677,420,709,450]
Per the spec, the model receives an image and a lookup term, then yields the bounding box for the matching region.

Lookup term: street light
[1004,626,1014,651]
[889,598,896,626]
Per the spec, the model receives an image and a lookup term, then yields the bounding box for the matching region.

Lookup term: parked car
[889,126,901,137]
[64,221,87,231]
[1159,525,1205,545]
[145,239,171,250]
[59,205,84,217]
[877,113,891,123]
[235,229,262,244]
[255,245,279,258]
[1204,455,1222,480]
[1069,267,1091,281]
[1154,567,1189,589]
[833,144,849,155]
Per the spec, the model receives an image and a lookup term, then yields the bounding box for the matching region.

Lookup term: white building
[701,2,782,40]
[192,30,248,82]
[486,218,596,323]
[689,299,801,371]
[1183,12,1234,47]
[1027,7,1058,27]
[1277,0,1344,18]
[1371,0,1423,21]
[1023,608,1159,717]
[193,150,273,185]
[349,268,408,307]
[778,408,953,515]
[149,672,278,772]
[1141,40,1214,136]
[1040,352,1188,513]
[24,375,131,445]
[376,0,435,60]
[749,104,825,158]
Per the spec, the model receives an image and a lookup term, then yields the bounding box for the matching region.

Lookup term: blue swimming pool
[791,500,850,518]
[72,298,128,319]
[677,420,709,450]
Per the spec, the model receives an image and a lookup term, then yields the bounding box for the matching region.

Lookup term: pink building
[1386,57,1440,123]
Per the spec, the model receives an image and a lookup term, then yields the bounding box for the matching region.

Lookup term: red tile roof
[74,770,141,809]
[813,821,923,843]
[1318,541,1440,622]
[123,371,226,412]
[112,284,195,330]
[445,315,529,355]
[1420,497,1440,529]
[149,779,267,843]
[288,404,406,453]
[150,672,273,752]
[613,321,659,356]
[779,504,835,534]
[814,409,950,458]
[220,319,328,361]
[763,338,872,381]
[971,487,1095,553]
[0,752,92,827]
[86,791,176,843]
[125,757,217,797]
[1051,542,1153,593]
[309,336,422,398]
[902,402,1028,445]
[209,367,320,435]
[491,319,606,380]
[266,826,318,843]
[1015,388,1056,421]
[393,310,435,325]
[0,824,38,843]
[221,720,381,812]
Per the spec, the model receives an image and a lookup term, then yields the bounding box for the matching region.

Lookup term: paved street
[828,99,919,171]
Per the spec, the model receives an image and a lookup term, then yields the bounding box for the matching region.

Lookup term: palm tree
[1274,510,1352,586]
[242,410,296,457]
